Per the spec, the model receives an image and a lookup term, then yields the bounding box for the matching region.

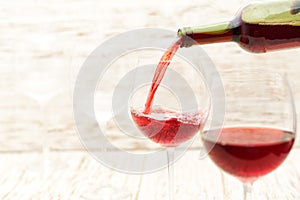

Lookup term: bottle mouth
[177,29,183,37]
[177,27,193,37]
[177,27,194,48]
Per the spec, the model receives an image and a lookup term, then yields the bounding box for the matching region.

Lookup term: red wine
[236,20,300,52]
[178,0,300,53]
[203,127,294,183]
[131,108,204,147]
[143,39,182,114]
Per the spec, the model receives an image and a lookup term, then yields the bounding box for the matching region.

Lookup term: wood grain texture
[0,149,299,199]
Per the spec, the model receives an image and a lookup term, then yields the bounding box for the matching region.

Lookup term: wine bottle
[178,0,300,53]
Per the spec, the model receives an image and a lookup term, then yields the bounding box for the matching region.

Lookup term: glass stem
[243,182,253,200]
[167,148,175,200]
[40,102,50,177]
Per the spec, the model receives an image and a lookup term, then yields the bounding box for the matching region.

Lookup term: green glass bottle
[178,0,300,53]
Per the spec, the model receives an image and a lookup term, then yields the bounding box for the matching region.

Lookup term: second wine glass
[202,69,296,199]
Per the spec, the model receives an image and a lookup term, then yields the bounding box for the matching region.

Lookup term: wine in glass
[130,50,211,199]
[201,69,296,199]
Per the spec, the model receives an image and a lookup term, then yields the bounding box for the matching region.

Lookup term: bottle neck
[178,21,235,47]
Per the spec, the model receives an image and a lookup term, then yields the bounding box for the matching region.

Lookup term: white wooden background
[1,0,300,199]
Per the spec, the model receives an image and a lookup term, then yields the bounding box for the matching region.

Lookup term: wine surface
[131,108,203,147]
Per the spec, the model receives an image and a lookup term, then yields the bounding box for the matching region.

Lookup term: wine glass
[201,69,296,199]
[76,53,133,200]
[14,56,68,175]
[130,58,211,200]
[78,93,132,200]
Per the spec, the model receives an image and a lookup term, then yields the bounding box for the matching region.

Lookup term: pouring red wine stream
[143,38,182,114]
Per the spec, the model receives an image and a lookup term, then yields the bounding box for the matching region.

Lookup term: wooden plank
[137,150,224,200]
[0,149,299,199]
